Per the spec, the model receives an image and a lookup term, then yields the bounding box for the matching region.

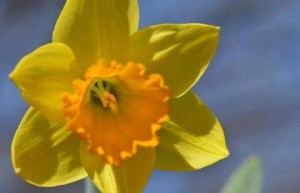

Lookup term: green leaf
[220,156,263,193]
[85,178,100,193]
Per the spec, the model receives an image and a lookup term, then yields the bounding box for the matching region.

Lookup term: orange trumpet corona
[62,60,169,165]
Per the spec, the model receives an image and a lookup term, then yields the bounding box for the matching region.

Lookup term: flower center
[62,60,169,165]
[90,79,118,113]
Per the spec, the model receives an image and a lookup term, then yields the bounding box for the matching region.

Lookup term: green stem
[84,178,100,193]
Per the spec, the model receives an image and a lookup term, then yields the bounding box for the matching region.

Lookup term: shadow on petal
[155,91,229,171]
[12,107,86,186]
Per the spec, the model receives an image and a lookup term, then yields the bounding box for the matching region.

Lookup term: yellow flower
[9,0,229,192]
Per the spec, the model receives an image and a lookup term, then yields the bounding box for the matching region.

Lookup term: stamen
[89,80,118,113]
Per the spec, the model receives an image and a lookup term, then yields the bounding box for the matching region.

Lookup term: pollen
[62,60,169,165]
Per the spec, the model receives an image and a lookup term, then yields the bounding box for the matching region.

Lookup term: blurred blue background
[0,0,299,192]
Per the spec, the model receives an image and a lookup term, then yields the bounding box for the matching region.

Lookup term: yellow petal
[12,107,87,186]
[126,24,220,98]
[80,143,155,193]
[155,91,229,171]
[53,0,139,69]
[9,43,82,122]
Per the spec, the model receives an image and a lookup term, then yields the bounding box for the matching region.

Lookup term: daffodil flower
[9,0,229,192]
